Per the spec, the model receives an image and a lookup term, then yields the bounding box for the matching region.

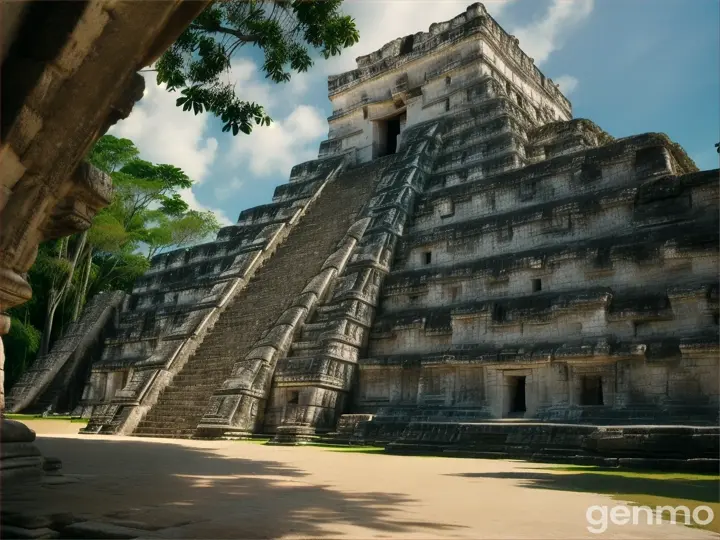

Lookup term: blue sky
[112,0,720,226]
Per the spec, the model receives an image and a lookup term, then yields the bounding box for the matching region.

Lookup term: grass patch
[233,438,385,454]
[448,465,719,533]
[310,444,385,453]
[542,465,720,534]
[5,413,88,424]
[548,465,719,482]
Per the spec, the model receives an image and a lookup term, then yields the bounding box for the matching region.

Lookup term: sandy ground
[4,419,716,539]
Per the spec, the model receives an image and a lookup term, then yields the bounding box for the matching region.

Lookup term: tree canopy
[156,0,359,135]
[5,135,221,392]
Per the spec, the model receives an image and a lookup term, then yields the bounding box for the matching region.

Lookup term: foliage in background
[3,317,41,388]
[4,0,360,394]
[4,135,221,391]
[156,0,359,135]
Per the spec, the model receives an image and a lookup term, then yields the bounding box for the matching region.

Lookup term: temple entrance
[385,116,401,155]
[375,111,406,157]
[580,376,604,406]
[508,376,527,416]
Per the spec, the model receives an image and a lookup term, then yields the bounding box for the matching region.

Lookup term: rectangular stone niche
[580,376,604,406]
[506,375,527,416]
[374,111,406,157]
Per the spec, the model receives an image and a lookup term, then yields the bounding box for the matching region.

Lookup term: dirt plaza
[1,419,716,539]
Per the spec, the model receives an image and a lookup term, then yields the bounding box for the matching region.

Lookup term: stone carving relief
[0,0,212,482]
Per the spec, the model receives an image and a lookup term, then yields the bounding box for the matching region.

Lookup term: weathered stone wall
[31,3,718,449]
[6,290,126,414]
[309,7,718,430]
[384,422,719,472]
[357,131,717,425]
[320,3,571,165]
[0,0,211,482]
[263,121,446,441]
[80,156,347,434]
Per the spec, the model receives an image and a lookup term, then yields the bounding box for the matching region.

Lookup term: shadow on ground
[446,469,719,504]
[447,467,720,533]
[2,437,461,538]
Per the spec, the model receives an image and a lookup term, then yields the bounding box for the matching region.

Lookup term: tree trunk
[38,232,88,356]
[72,245,93,321]
[39,288,58,357]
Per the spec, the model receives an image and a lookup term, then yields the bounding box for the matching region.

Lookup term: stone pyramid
[9,3,718,450]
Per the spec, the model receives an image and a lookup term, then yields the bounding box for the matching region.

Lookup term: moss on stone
[645,132,700,174]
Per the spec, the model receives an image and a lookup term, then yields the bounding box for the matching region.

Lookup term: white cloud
[179,188,233,226]
[510,0,594,65]
[110,73,227,224]
[230,104,327,178]
[316,0,592,100]
[287,70,312,97]
[110,73,218,183]
[554,75,579,95]
[324,0,515,73]
[213,177,244,202]
[228,59,280,110]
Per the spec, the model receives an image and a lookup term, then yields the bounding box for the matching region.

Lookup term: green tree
[86,135,140,173]
[37,232,88,356]
[3,317,41,390]
[71,211,131,320]
[110,161,193,227]
[12,135,222,372]
[145,209,222,260]
[156,0,359,135]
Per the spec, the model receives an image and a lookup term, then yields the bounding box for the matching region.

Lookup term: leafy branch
[156,0,359,135]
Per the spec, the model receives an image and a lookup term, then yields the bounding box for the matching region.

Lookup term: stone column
[0,161,112,482]
[0,0,212,484]
[0,314,9,408]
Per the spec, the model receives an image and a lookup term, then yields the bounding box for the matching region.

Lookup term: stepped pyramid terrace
[8,2,719,465]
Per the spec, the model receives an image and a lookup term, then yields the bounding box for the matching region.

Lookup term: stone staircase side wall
[382,421,720,472]
[80,156,347,435]
[195,216,372,437]
[5,290,126,413]
[266,120,449,438]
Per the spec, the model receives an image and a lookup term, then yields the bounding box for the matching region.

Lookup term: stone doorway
[580,376,604,406]
[375,111,406,157]
[507,376,527,417]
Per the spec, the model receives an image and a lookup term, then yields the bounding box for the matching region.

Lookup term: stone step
[166,375,228,386]
[144,398,211,408]
[133,168,378,438]
[149,394,214,403]
[135,418,201,426]
[152,393,217,403]
[170,366,231,375]
[169,370,229,379]
[301,321,327,334]
[162,379,222,387]
[133,429,195,438]
[176,364,233,371]
[290,341,320,353]
[143,405,210,415]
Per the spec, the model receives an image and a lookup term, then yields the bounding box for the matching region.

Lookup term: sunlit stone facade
[11,4,718,445]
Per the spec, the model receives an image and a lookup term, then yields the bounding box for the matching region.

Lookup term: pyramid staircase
[132,167,378,437]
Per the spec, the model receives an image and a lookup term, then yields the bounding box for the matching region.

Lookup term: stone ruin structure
[9,3,719,465]
[0,0,212,483]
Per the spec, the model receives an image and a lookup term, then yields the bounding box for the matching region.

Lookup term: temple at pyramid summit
[9,3,719,460]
